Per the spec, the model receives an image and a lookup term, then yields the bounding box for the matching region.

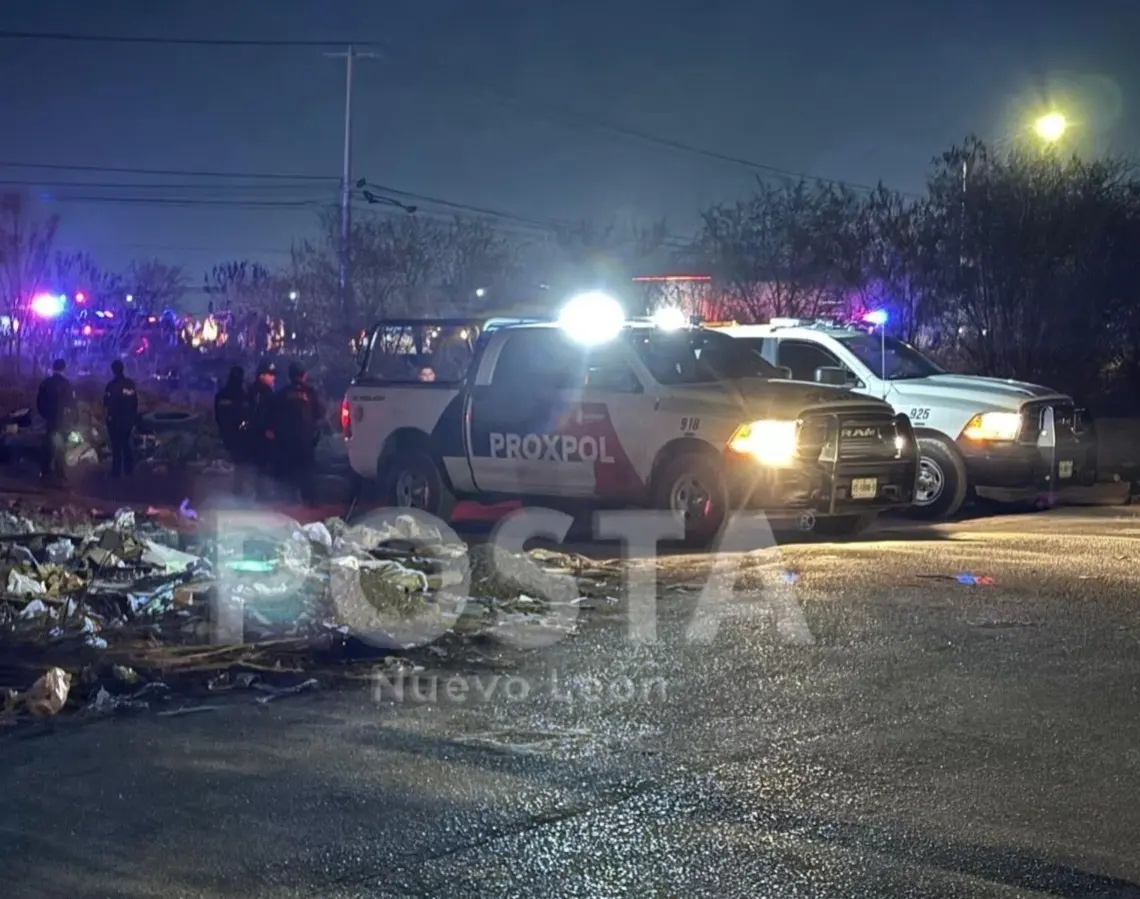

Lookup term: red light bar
[632,275,712,283]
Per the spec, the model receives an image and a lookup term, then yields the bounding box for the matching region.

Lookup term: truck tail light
[340,398,352,438]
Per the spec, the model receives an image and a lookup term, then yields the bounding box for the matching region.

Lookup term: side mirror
[815,366,848,386]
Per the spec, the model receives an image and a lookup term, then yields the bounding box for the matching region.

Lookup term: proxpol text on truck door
[466,330,580,495]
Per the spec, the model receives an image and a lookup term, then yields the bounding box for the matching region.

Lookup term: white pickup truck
[711,320,1096,519]
[341,317,920,545]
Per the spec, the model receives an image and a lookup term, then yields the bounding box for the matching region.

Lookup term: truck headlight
[728,419,798,466]
[961,411,1021,441]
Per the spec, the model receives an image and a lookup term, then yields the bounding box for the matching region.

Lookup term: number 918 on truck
[341,294,920,547]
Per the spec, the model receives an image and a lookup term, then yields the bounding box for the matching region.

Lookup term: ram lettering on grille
[840,426,879,439]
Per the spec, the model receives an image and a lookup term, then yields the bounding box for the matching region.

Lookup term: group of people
[36,358,139,484]
[33,356,326,508]
[214,361,327,506]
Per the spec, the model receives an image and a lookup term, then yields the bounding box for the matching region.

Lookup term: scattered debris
[253,678,319,704]
[157,705,220,717]
[0,501,631,724]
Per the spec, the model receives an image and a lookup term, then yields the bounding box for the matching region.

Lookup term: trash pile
[0,503,625,722]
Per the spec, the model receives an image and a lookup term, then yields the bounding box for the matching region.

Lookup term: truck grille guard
[795,410,918,514]
[797,410,916,465]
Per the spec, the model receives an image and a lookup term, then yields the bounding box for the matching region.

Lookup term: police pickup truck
[710,319,1096,519]
[342,308,919,546]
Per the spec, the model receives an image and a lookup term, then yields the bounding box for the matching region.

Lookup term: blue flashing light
[862,309,888,327]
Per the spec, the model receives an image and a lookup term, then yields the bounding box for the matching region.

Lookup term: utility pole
[325,45,375,326]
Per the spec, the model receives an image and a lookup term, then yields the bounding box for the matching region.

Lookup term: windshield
[629,328,784,384]
[834,333,944,380]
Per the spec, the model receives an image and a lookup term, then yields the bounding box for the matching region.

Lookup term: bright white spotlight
[558,292,625,344]
[651,306,687,330]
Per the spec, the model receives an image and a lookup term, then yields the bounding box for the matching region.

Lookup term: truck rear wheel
[653,452,728,549]
[909,437,969,520]
[382,449,454,519]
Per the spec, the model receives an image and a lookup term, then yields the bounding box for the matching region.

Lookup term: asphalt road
[4,505,1140,897]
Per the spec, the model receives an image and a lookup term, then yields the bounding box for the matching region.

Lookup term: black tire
[909,436,969,520]
[815,512,878,538]
[381,448,454,519]
[139,410,200,434]
[652,451,729,549]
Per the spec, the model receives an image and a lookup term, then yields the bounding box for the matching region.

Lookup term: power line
[0,32,907,196]
[41,195,329,209]
[0,179,336,194]
[0,160,336,182]
[408,61,909,196]
[0,30,381,48]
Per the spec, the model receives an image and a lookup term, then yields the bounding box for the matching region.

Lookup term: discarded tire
[139,410,200,434]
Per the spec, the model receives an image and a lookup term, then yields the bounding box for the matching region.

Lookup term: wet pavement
[4,505,1140,897]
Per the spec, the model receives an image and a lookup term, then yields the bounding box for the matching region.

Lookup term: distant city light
[125,294,134,303]
[863,309,888,326]
[288,290,299,301]
[74,291,86,304]
[475,288,486,298]
[30,293,66,318]
[82,324,93,336]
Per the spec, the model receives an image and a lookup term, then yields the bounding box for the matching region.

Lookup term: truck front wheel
[909,437,969,520]
[653,452,729,548]
[382,449,454,519]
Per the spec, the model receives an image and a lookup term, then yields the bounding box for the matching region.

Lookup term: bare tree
[695,179,863,322]
[0,194,59,372]
[853,186,930,343]
[125,259,186,313]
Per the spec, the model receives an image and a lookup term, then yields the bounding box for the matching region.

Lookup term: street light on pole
[325,45,377,327]
[1033,111,1067,144]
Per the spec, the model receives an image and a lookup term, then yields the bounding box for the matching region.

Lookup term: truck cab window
[584,346,642,393]
[777,340,850,383]
[491,331,585,389]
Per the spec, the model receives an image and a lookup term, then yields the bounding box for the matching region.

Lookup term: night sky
[1,0,1136,294]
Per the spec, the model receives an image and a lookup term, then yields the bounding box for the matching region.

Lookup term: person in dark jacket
[246,361,276,499]
[103,359,139,478]
[273,362,326,507]
[36,359,78,483]
[214,366,249,494]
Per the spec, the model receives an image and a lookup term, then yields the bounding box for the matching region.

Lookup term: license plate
[1058,460,1073,479]
[851,477,878,500]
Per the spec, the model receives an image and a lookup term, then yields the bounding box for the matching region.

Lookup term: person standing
[102,360,139,478]
[214,365,249,494]
[246,361,276,499]
[35,359,78,484]
[273,362,325,507]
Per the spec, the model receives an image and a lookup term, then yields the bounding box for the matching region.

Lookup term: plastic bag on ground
[18,598,51,619]
[302,521,333,549]
[141,540,200,573]
[24,667,71,716]
[7,570,45,596]
[43,539,74,564]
